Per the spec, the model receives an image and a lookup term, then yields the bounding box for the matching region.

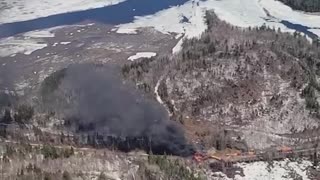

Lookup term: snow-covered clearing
[127,52,157,61]
[210,0,320,38]
[214,159,313,180]
[117,0,320,53]
[233,159,312,180]
[0,0,126,24]
[23,30,55,38]
[0,38,47,57]
[0,29,54,57]
[116,28,138,34]
[259,0,320,29]
[117,0,207,54]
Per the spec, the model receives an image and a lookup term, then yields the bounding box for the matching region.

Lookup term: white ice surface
[0,38,47,57]
[127,52,157,61]
[0,29,54,57]
[117,0,320,53]
[0,0,126,24]
[117,0,207,54]
[23,30,55,38]
[117,0,207,39]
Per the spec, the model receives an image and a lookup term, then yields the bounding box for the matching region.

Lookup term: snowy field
[127,52,157,61]
[212,159,314,180]
[0,29,54,57]
[116,0,320,53]
[1,0,319,54]
[0,38,47,57]
[116,0,206,54]
[234,159,313,180]
[0,0,126,24]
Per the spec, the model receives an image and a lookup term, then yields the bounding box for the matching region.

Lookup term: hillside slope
[123,12,320,150]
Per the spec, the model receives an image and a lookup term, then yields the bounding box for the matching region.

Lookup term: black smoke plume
[44,64,194,156]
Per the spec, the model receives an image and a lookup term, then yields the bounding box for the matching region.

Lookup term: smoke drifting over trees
[41,64,194,156]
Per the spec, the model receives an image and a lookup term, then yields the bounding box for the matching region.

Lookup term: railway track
[1,123,319,165]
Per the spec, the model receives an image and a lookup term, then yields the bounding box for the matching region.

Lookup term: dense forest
[278,0,320,12]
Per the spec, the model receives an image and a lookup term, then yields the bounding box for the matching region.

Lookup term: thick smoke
[52,64,194,156]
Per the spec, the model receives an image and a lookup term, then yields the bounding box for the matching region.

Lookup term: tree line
[278,0,320,12]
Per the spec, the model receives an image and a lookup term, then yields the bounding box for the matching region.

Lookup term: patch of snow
[127,52,157,61]
[309,29,320,38]
[175,33,183,39]
[204,0,266,28]
[204,0,320,37]
[117,0,206,38]
[116,28,138,34]
[155,75,171,115]
[0,28,56,57]
[234,159,312,180]
[117,0,320,53]
[117,0,207,53]
[0,27,62,57]
[305,36,314,43]
[155,75,165,106]
[23,30,55,38]
[172,38,184,54]
[0,37,47,57]
[60,42,71,45]
[0,0,127,24]
[259,0,320,29]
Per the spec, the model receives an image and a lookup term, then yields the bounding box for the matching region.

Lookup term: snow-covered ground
[259,0,320,29]
[116,0,206,54]
[1,0,319,55]
[117,0,206,38]
[23,30,55,38]
[234,159,312,180]
[127,52,157,61]
[116,0,320,53]
[0,0,319,55]
[0,29,54,57]
[0,38,47,57]
[213,159,314,180]
[0,0,126,24]
[209,0,320,38]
